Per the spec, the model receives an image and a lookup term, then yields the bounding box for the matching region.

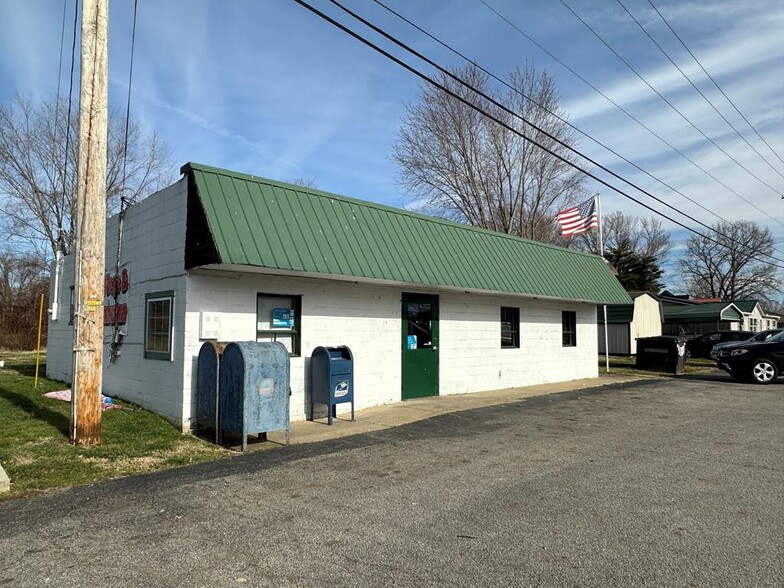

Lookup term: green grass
[599,354,718,377]
[0,351,229,500]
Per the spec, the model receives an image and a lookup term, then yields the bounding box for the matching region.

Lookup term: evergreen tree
[606,239,663,292]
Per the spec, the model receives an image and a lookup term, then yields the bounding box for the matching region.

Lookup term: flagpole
[596,192,610,373]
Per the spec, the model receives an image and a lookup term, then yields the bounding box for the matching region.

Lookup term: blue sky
[1,0,782,285]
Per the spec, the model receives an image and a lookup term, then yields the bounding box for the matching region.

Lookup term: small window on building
[501,307,520,348]
[257,293,302,356]
[145,291,174,360]
[562,311,577,347]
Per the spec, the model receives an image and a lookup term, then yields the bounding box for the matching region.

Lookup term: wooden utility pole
[71,0,109,445]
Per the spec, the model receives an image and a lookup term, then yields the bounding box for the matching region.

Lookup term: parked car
[685,330,753,359]
[716,330,784,384]
[710,329,783,360]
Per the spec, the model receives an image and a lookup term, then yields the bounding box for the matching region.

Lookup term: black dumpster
[310,346,354,425]
[219,341,290,451]
[636,336,687,374]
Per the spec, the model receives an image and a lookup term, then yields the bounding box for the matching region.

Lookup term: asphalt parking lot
[1,374,782,587]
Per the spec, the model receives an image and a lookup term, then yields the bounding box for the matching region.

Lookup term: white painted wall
[439,293,598,393]
[46,179,190,428]
[183,272,402,428]
[46,252,76,381]
[183,273,599,427]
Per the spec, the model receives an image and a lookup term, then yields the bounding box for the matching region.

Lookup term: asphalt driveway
[1,375,782,587]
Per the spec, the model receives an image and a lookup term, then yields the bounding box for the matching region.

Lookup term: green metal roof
[662,302,742,322]
[182,163,632,305]
[732,299,759,313]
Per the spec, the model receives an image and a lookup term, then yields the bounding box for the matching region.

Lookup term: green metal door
[401,293,439,399]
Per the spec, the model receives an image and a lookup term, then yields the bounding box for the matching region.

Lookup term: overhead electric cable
[119,0,139,211]
[648,0,784,168]
[61,0,80,251]
[369,0,769,250]
[329,0,784,264]
[53,0,69,227]
[616,0,784,182]
[111,0,139,364]
[290,0,784,270]
[557,0,784,201]
[478,0,784,229]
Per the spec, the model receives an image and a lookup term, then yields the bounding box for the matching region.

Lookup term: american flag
[556,197,598,236]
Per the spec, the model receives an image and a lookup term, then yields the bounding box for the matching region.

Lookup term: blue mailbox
[196,341,225,444]
[219,341,290,451]
[310,346,354,425]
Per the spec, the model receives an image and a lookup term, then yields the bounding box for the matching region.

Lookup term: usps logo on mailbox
[334,380,349,398]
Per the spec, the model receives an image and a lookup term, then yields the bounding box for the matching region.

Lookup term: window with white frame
[145,291,174,360]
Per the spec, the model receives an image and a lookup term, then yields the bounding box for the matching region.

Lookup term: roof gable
[182,163,631,305]
[732,299,759,313]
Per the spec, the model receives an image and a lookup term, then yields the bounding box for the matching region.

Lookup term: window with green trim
[145,291,174,360]
[256,293,302,356]
[501,306,520,348]
[562,310,576,347]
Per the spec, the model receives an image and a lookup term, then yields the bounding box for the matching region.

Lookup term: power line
[52,0,70,245]
[616,0,784,182]
[557,0,784,202]
[61,0,80,253]
[478,0,784,230]
[290,0,784,271]
[119,0,139,210]
[369,0,784,258]
[329,0,784,265]
[648,0,784,169]
[111,0,139,365]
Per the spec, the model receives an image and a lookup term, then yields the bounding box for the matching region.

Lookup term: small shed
[597,291,662,355]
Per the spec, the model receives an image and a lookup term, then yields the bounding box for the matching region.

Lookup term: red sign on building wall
[104,266,130,326]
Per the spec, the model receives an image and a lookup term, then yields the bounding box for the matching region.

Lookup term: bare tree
[291,177,319,189]
[0,94,173,265]
[394,63,587,243]
[576,211,672,262]
[678,220,782,300]
[0,249,49,349]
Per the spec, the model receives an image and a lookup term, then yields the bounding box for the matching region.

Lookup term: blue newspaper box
[310,346,354,425]
[219,341,290,451]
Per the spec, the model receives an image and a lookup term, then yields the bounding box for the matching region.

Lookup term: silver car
[711,329,783,360]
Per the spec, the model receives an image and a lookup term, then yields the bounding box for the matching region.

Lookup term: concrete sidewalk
[249,372,644,450]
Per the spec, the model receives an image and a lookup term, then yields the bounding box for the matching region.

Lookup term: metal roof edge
[180,162,609,265]
[189,263,628,305]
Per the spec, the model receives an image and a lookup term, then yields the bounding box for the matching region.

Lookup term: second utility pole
[70,0,109,446]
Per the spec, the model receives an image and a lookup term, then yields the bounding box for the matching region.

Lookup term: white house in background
[597,291,662,355]
[47,163,631,432]
[732,300,781,332]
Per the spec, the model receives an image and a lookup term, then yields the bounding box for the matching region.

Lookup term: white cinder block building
[47,163,631,431]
